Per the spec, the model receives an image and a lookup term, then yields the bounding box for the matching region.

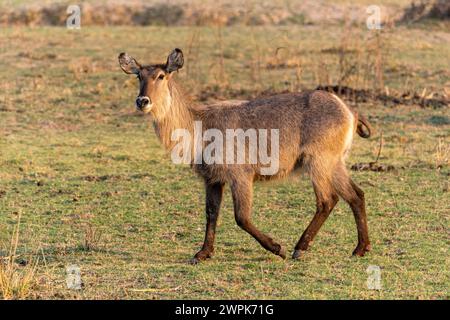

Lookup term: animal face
[118,49,184,115]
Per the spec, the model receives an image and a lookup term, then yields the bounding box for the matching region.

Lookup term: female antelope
[118,49,372,263]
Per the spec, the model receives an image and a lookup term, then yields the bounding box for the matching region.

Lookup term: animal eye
[158,74,164,80]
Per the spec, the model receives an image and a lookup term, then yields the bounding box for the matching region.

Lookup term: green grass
[0,25,449,299]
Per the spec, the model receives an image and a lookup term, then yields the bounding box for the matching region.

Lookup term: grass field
[0,23,449,299]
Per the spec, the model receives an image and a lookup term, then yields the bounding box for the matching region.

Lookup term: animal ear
[118,52,141,75]
[165,48,184,73]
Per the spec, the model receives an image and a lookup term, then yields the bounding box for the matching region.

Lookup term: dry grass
[0,211,38,300]
[314,23,392,94]
[82,223,103,252]
[434,138,450,169]
[1,0,417,27]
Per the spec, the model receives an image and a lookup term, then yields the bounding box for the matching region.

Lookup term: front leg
[190,182,224,264]
[230,178,286,259]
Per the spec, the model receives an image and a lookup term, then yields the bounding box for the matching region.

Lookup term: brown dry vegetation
[0,0,416,27]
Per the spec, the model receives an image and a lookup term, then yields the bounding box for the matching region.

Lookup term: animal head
[118,48,184,116]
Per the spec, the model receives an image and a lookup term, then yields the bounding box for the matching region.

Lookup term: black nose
[136,97,150,109]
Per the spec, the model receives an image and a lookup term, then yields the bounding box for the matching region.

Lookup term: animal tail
[356,113,372,138]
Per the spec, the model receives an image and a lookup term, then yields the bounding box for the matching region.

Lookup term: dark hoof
[189,250,213,264]
[352,243,372,257]
[189,257,201,265]
[292,249,305,260]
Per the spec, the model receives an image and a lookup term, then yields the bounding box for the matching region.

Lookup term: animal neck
[152,80,196,151]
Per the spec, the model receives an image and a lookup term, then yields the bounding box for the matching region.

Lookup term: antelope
[118,48,372,263]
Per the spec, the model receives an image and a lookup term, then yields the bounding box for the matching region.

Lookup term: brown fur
[119,49,372,262]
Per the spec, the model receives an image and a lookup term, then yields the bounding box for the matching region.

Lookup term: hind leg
[333,162,371,256]
[293,181,339,259]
